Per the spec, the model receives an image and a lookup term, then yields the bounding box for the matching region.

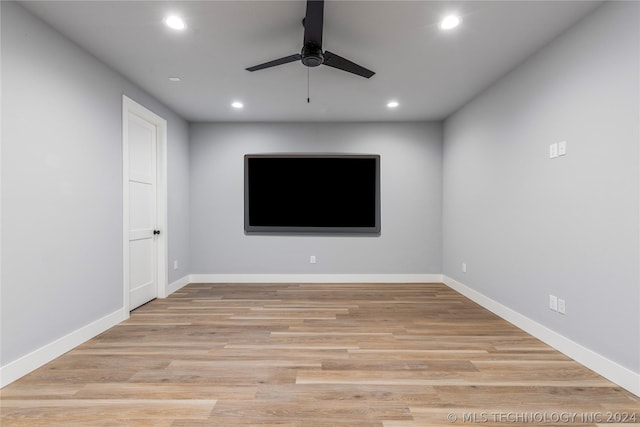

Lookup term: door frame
[122,95,168,315]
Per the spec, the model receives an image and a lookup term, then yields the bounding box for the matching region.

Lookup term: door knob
[153,230,160,235]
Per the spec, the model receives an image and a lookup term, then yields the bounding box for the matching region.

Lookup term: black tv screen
[244,154,380,234]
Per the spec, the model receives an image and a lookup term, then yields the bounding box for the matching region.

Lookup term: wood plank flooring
[1,283,638,426]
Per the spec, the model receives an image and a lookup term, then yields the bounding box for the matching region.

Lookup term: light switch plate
[558,141,567,156]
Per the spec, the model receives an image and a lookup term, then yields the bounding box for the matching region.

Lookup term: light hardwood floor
[1,283,638,426]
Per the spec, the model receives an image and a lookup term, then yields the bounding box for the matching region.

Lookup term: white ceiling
[21,1,603,122]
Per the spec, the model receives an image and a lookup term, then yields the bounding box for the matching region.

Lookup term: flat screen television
[244,154,380,234]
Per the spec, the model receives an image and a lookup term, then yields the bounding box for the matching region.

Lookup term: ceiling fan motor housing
[301,45,324,67]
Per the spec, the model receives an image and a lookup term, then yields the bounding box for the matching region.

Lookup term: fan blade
[303,0,324,48]
[323,51,375,78]
[246,54,302,72]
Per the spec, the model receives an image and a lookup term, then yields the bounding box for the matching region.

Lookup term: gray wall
[167,119,191,284]
[1,1,190,364]
[189,122,442,275]
[442,1,639,371]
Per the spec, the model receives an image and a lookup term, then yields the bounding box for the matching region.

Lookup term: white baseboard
[167,274,191,294]
[189,273,444,284]
[0,307,127,388]
[442,275,640,397]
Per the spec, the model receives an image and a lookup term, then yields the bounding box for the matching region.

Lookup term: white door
[123,96,167,312]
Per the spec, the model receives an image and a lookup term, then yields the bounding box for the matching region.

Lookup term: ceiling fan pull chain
[307,67,310,103]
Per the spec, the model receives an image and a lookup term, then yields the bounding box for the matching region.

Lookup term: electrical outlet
[173,260,179,270]
[462,263,467,273]
[549,294,558,312]
[558,298,566,314]
[549,143,558,159]
[310,255,316,264]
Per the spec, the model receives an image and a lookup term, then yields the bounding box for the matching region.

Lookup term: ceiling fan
[245,0,375,79]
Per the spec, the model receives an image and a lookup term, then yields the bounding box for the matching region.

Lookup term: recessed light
[231,101,244,109]
[440,15,461,30]
[165,15,185,30]
[387,100,399,109]
[168,77,181,82]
